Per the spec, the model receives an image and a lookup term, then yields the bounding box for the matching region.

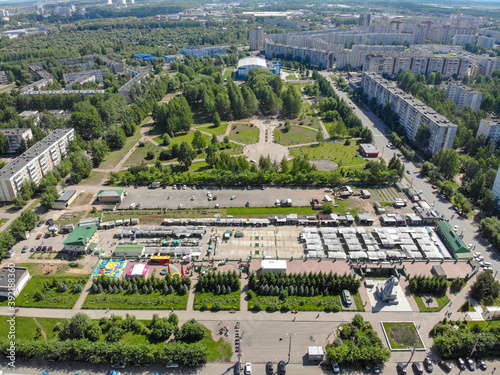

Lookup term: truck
[311,198,322,210]
[280,198,292,207]
[324,195,333,203]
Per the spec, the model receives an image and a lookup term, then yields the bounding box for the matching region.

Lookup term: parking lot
[118,186,335,209]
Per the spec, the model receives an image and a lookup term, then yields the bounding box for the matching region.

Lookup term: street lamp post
[286,333,296,364]
[405,325,421,368]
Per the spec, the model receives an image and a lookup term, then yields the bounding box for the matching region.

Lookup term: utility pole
[469,334,481,358]
[405,325,421,368]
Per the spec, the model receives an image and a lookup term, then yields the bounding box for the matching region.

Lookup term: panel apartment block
[363,54,469,79]
[0,128,75,201]
[0,128,33,153]
[445,81,482,110]
[361,72,457,154]
[476,119,500,146]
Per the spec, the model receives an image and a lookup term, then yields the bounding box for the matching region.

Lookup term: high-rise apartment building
[445,82,483,110]
[492,166,500,204]
[0,129,75,202]
[0,129,33,154]
[476,119,500,146]
[250,27,264,51]
[361,72,457,154]
[358,13,371,27]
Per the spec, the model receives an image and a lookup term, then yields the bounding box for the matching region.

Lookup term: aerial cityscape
[0,0,499,374]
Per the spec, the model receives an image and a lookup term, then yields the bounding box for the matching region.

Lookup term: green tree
[322,202,334,214]
[40,186,59,209]
[88,139,109,167]
[177,141,196,170]
[191,130,207,151]
[105,125,127,151]
[0,132,8,154]
[60,313,91,340]
[176,319,205,343]
[470,272,500,304]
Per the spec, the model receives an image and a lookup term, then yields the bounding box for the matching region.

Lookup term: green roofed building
[114,245,144,258]
[63,225,99,253]
[435,221,472,259]
[96,189,125,203]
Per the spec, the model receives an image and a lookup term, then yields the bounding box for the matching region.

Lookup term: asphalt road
[320,72,500,279]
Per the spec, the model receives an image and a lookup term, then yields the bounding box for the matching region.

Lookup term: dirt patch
[72,193,94,206]
[311,160,338,171]
[39,263,64,275]
[65,268,90,275]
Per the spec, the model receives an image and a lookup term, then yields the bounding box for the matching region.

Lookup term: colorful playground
[92,259,127,278]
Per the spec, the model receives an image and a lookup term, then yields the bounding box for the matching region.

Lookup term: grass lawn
[100,126,142,169]
[286,75,297,80]
[227,206,317,217]
[353,291,365,312]
[0,275,88,309]
[413,294,450,312]
[458,300,476,312]
[274,125,318,146]
[249,295,342,312]
[223,67,235,80]
[72,192,94,206]
[290,142,367,166]
[382,322,424,349]
[200,325,233,362]
[54,210,88,227]
[193,291,240,310]
[0,317,231,361]
[79,171,105,185]
[82,291,189,310]
[229,123,259,144]
[189,161,211,173]
[124,141,164,167]
[194,122,229,136]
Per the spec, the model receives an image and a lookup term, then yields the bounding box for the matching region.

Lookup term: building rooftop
[63,224,97,247]
[0,128,32,135]
[97,189,124,197]
[0,267,29,290]
[436,221,469,254]
[0,128,74,180]
[238,56,268,69]
[56,189,76,203]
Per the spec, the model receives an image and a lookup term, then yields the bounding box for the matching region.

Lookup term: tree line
[0,312,209,366]
[408,275,448,296]
[91,274,191,296]
[249,271,361,295]
[196,271,240,295]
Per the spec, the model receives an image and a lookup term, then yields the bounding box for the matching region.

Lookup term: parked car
[332,362,340,373]
[37,220,44,227]
[30,247,35,252]
[373,365,381,374]
[397,363,407,375]
[457,358,466,371]
[42,246,47,252]
[438,361,452,373]
[233,362,241,374]
[478,360,487,371]
[21,246,28,253]
[36,246,42,252]
[342,289,352,306]
[36,234,42,240]
[48,246,53,251]
[266,362,274,375]
[413,362,423,375]
[278,360,286,375]
[165,363,178,369]
[467,358,476,371]
[245,362,252,375]
[111,364,126,369]
[230,195,236,200]
[423,358,433,373]
[245,201,250,207]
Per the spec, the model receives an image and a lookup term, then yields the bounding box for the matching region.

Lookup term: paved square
[366,280,413,312]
